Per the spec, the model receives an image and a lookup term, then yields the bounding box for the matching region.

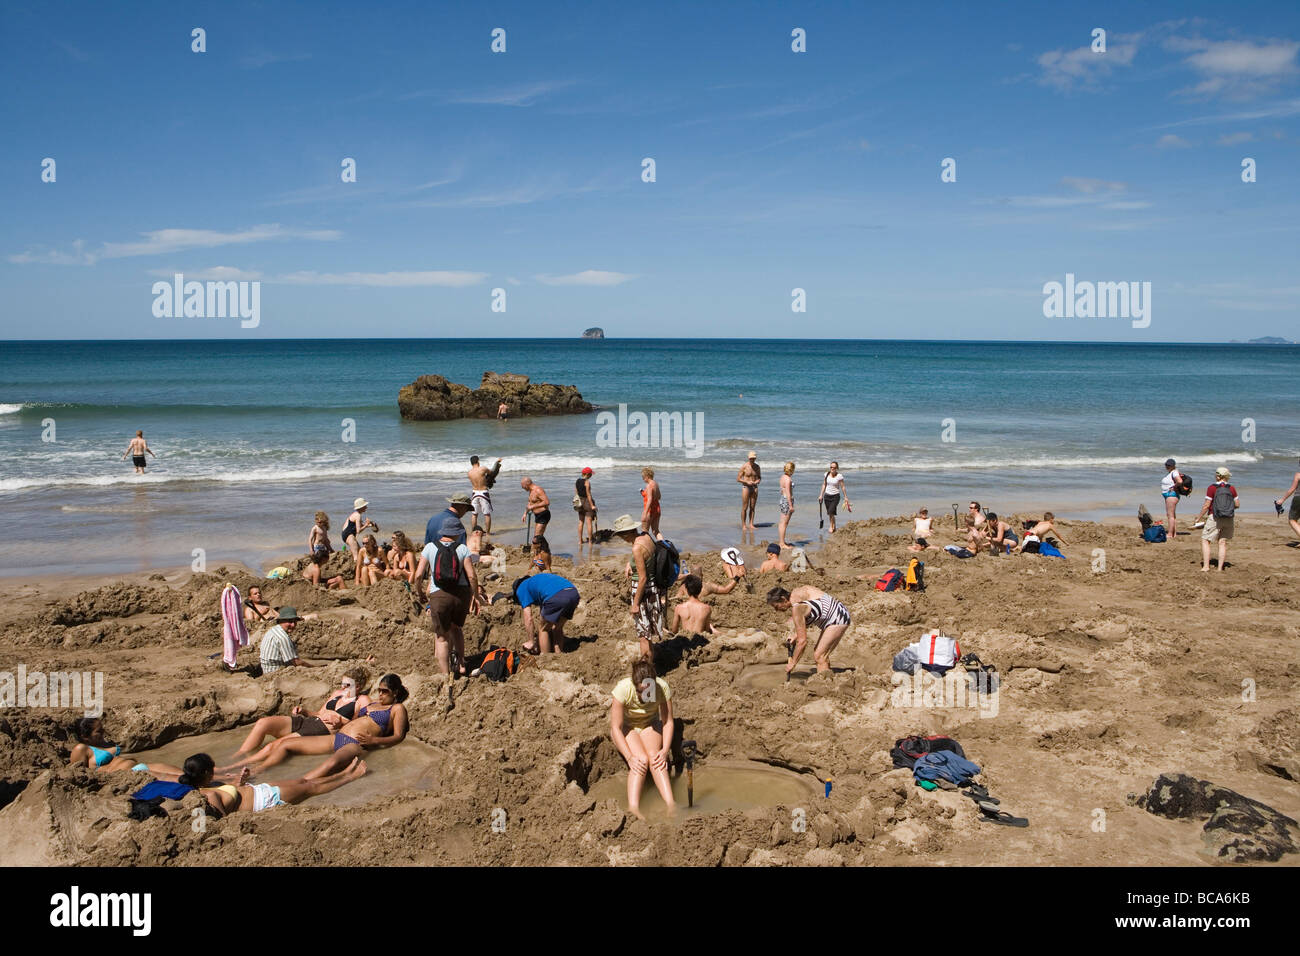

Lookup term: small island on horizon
[581,327,605,339]
[1228,336,1294,345]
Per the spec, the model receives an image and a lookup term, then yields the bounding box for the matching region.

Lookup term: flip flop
[977,802,1027,826]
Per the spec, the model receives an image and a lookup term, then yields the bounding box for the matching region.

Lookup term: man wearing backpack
[415,527,480,676]
[1197,467,1240,573]
[612,514,671,661]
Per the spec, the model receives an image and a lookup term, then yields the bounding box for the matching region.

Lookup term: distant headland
[581,327,605,339]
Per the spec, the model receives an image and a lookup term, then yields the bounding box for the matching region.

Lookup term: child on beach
[1017,513,1066,553]
[759,542,788,573]
[671,575,718,635]
[610,657,676,819]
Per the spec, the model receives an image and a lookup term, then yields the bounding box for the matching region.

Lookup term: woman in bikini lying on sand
[220,673,408,774]
[68,717,151,774]
[226,669,371,763]
[177,753,368,815]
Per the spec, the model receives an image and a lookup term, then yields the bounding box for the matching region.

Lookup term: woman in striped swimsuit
[766,585,851,674]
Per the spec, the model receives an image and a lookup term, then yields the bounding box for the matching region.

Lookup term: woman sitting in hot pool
[222,673,408,775]
[610,657,676,819]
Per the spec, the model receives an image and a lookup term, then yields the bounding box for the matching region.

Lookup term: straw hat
[610,514,639,534]
[747,451,757,459]
[354,498,369,510]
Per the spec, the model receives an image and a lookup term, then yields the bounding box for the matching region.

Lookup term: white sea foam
[0,404,24,415]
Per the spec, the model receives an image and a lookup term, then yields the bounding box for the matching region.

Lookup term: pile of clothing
[890,735,1028,827]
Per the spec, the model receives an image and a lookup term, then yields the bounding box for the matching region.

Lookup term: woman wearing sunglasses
[222,669,371,767]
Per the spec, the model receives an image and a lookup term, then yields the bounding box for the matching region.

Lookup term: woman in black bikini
[342,498,377,563]
[228,674,408,774]
[223,669,371,765]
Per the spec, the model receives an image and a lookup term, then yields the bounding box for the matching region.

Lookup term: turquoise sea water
[1,338,1296,575]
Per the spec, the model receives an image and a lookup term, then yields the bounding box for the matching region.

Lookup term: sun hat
[610,514,639,534]
[1215,467,1231,480]
[581,467,593,476]
[354,498,369,510]
[747,451,757,459]
[720,547,744,566]
[766,543,781,555]
[276,606,302,622]
[447,492,472,505]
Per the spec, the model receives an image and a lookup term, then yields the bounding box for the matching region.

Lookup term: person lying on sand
[228,669,371,763]
[766,585,851,674]
[68,717,157,774]
[222,674,409,774]
[179,753,367,816]
[759,543,788,573]
[610,657,676,820]
[671,575,718,635]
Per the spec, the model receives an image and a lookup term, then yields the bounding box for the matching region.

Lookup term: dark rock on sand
[398,372,593,421]
[1137,772,1298,862]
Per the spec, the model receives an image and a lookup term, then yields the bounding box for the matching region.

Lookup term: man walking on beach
[521,477,551,538]
[1273,459,1300,543]
[415,526,480,676]
[738,452,761,531]
[121,430,155,474]
[468,455,503,532]
[1198,467,1240,572]
[427,493,472,547]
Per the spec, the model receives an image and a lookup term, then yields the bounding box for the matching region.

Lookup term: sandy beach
[1,512,1296,867]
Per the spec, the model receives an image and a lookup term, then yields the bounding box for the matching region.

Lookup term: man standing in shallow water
[468,455,502,532]
[122,430,155,474]
[738,451,761,531]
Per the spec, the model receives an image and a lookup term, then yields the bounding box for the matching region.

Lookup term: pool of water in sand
[586,758,821,819]
[131,726,441,807]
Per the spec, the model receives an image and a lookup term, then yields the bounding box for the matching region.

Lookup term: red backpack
[875,569,904,592]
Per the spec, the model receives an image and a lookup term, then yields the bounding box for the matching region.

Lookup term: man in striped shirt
[259,607,320,675]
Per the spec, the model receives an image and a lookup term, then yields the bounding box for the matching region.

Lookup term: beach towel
[221,583,250,668]
[912,751,982,786]
[1038,541,1065,559]
[944,546,975,558]
[131,781,193,802]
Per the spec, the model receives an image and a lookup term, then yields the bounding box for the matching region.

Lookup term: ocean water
[1,339,1296,576]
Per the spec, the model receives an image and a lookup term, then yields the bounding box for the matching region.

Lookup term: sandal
[977,802,1028,827]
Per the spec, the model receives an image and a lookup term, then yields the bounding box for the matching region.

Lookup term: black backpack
[1176,473,1193,497]
[480,646,517,682]
[890,735,966,770]
[1211,484,1236,519]
[644,534,680,590]
[432,539,463,588]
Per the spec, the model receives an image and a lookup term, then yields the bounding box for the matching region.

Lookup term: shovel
[682,739,697,808]
[818,496,824,530]
[952,503,960,532]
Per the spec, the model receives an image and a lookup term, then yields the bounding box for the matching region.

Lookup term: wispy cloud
[1153,98,1300,128]
[1217,131,1255,145]
[1156,133,1193,148]
[240,51,312,69]
[10,225,340,266]
[276,271,487,287]
[401,80,576,106]
[147,266,264,281]
[268,170,463,206]
[1061,176,1126,194]
[534,270,636,287]
[1166,37,1300,98]
[1036,35,1139,91]
[401,179,612,209]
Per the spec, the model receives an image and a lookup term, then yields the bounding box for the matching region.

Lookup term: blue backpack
[1142,525,1167,543]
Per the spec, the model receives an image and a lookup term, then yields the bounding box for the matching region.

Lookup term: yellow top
[214,784,240,800]
[612,677,671,730]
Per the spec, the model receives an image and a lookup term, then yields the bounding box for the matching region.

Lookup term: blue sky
[2,0,1297,341]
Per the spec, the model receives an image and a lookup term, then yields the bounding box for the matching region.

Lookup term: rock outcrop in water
[398,372,593,421]
[581,327,605,339]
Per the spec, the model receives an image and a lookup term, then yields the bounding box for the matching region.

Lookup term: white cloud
[11,224,340,265]
[1060,176,1126,194]
[1037,38,1138,91]
[240,51,311,69]
[275,270,487,287]
[1169,38,1299,97]
[1217,131,1255,145]
[534,270,636,286]
[1156,133,1193,148]
[401,80,576,106]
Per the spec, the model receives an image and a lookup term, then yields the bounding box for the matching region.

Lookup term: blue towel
[912,751,982,786]
[131,781,193,802]
[1038,541,1065,558]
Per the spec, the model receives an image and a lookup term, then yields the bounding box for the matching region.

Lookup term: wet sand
[1,513,1298,866]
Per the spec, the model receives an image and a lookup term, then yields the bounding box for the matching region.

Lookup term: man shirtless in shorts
[671,575,717,635]
[738,452,761,531]
[520,477,551,538]
[468,455,502,532]
[122,430,155,474]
